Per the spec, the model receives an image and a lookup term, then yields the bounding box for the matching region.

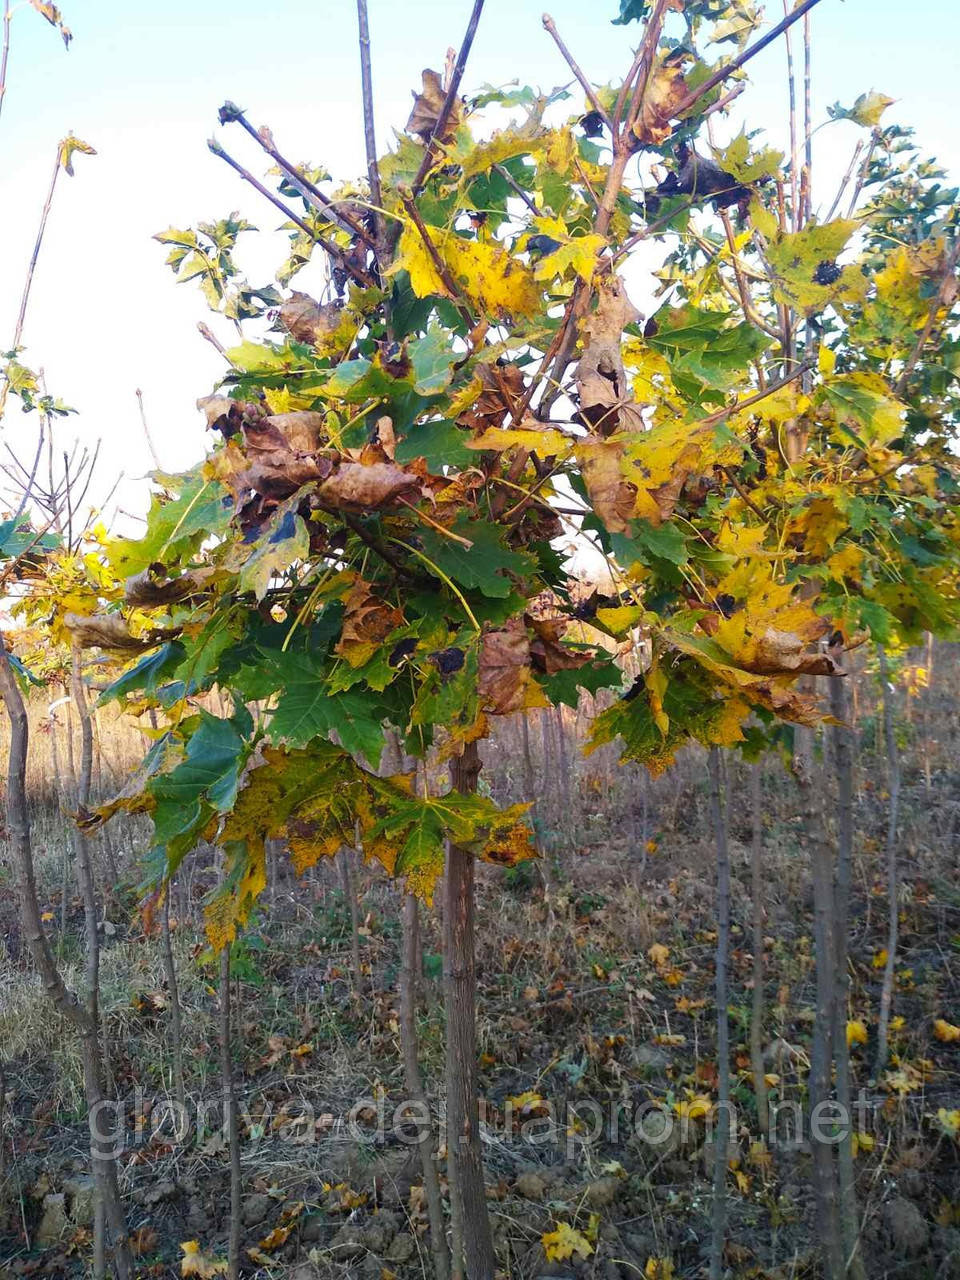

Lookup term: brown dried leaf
[64,613,160,652]
[406,68,461,143]
[318,461,421,511]
[335,581,404,668]
[478,622,548,715]
[575,436,635,534]
[124,567,214,607]
[632,62,689,148]
[277,292,342,345]
[528,615,593,675]
[457,363,525,433]
[750,628,839,677]
[576,277,643,434]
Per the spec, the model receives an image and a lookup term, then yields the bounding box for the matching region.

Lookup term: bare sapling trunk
[220,944,242,1280]
[444,740,496,1280]
[338,845,363,995]
[829,659,865,1280]
[874,646,900,1078]
[401,891,451,1280]
[749,760,769,1137]
[161,888,186,1109]
[708,748,731,1280]
[0,650,132,1279]
[795,715,844,1280]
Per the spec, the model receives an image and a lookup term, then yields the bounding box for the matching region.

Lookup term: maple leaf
[394,224,540,319]
[406,68,461,143]
[180,1241,227,1277]
[632,62,689,148]
[542,1221,594,1263]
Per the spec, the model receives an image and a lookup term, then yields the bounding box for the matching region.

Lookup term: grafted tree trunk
[443,741,495,1280]
[708,748,731,1280]
[401,891,450,1280]
[829,663,865,1280]
[0,650,132,1280]
[220,944,242,1280]
[874,646,900,1077]
[795,713,844,1280]
[749,760,769,1136]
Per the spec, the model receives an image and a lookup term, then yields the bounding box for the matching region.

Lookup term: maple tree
[2,0,959,1277]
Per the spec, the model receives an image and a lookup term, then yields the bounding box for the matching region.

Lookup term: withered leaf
[318,461,421,511]
[527,615,593,675]
[576,277,643,434]
[749,627,839,677]
[575,436,635,534]
[406,69,461,144]
[632,62,689,148]
[457,363,525,433]
[478,622,548,715]
[64,613,173,652]
[125,567,214,607]
[277,292,342,345]
[249,412,326,455]
[336,581,404,667]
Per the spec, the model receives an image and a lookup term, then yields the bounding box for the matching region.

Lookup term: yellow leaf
[542,1222,594,1263]
[934,1019,960,1043]
[645,1258,675,1280]
[180,1241,228,1277]
[648,942,670,967]
[467,426,572,456]
[733,1169,751,1194]
[872,948,888,969]
[935,1108,960,1139]
[40,911,54,922]
[851,1131,875,1157]
[393,224,539,319]
[847,1019,869,1048]
[673,1093,713,1120]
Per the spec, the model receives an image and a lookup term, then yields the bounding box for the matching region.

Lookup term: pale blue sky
[1,0,957,522]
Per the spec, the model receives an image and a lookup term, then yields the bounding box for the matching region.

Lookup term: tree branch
[542,14,613,133]
[673,0,825,119]
[207,138,376,289]
[410,0,486,196]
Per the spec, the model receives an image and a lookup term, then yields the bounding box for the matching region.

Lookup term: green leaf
[417,517,536,600]
[267,651,386,765]
[108,469,231,578]
[98,641,186,707]
[408,325,459,396]
[395,418,473,472]
[634,520,689,566]
[612,0,649,23]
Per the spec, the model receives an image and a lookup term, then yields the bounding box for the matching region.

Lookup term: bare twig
[219,103,376,250]
[846,129,878,217]
[493,163,542,217]
[673,0,825,118]
[802,10,813,223]
[356,0,384,253]
[542,14,613,133]
[207,138,376,289]
[783,0,799,229]
[135,389,163,471]
[197,322,231,361]
[825,139,863,222]
[0,0,11,126]
[410,0,486,196]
